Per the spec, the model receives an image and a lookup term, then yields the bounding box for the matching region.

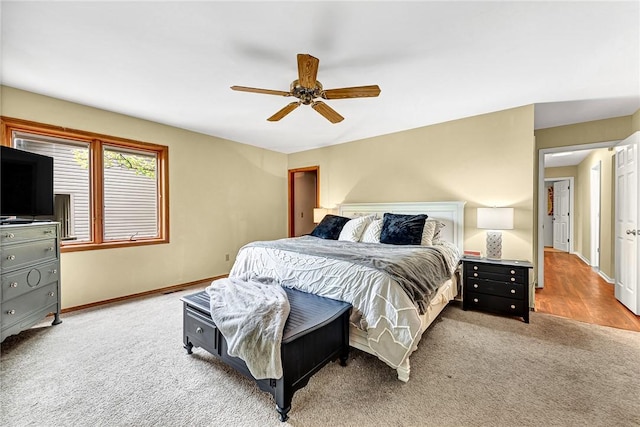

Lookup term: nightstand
[462,257,532,323]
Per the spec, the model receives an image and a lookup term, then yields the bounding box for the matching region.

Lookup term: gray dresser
[1,222,62,342]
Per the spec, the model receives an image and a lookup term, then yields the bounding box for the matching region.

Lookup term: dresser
[462,257,532,323]
[1,222,62,342]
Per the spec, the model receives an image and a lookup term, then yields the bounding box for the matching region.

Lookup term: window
[1,117,169,251]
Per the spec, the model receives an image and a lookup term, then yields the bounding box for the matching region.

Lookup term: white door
[615,134,639,314]
[553,180,570,252]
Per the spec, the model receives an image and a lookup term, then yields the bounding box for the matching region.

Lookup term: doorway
[537,141,631,328]
[288,166,319,237]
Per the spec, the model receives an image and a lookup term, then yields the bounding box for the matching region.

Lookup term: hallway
[535,248,640,332]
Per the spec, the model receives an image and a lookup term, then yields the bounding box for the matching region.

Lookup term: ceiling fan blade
[230,85,290,97]
[267,102,301,122]
[297,54,319,88]
[311,101,344,124]
[322,85,381,99]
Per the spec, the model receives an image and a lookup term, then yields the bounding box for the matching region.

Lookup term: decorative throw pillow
[430,219,446,243]
[339,215,375,242]
[361,219,383,243]
[421,219,446,245]
[380,213,428,245]
[421,220,437,246]
[310,214,351,240]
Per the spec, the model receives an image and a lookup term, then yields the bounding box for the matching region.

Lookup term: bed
[229,201,465,381]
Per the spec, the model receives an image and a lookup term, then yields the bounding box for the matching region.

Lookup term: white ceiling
[544,149,595,168]
[1,1,638,154]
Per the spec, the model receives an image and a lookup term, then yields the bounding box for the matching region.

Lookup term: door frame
[590,161,601,269]
[288,166,319,237]
[537,141,617,289]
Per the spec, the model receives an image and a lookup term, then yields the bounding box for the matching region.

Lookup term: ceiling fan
[231,53,381,124]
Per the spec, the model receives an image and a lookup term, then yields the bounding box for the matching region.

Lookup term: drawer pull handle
[473,266,478,270]
[9,282,18,288]
[196,327,204,334]
[510,304,516,309]
[47,247,54,252]
[50,269,58,274]
[473,273,478,277]
[473,298,478,303]
[7,255,15,261]
[510,278,515,282]
[5,233,14,239]
[48,292,55,297]
[7,309,16,315]
[510,270,515,274]
[510,289,516,294]
[473,284,478,288]
[44,229,54,234]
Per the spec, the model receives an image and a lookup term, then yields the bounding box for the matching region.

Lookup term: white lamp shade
[477,207,514,230]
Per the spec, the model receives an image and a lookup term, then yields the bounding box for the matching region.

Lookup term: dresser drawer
[465,263,526,283]
[1,282,59,328]
[1,260,60,302]
[465,278,525,299]
[184,307,219,354]
[0,239,58,272]
[1,224,57,245]
[465,292,525,316]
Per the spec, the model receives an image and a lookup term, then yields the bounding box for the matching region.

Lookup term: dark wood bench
[181,287,351,422]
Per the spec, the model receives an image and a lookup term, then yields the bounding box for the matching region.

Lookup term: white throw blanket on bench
[206,276,290,379]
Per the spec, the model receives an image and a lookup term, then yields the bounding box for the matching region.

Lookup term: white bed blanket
[230,239,460,369]
[205,276,290,379]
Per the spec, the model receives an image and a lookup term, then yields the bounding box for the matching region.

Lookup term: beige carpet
[1,286,639,427]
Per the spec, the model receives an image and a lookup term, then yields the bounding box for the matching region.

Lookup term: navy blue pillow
[380,213,428,245]
[310,214,351,240]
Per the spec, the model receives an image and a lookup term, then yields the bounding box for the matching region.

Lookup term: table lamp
[477,207,514,259]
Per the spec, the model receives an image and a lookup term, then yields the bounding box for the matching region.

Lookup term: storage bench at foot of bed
[181,287,352,422]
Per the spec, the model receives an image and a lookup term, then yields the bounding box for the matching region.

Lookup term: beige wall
[575,148,615,278]
[633,108,640,132]
[1,86,288,308]
[536,115,632,149]
[289,105,536,262]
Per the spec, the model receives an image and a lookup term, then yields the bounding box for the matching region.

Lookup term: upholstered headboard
[338,201,466,252]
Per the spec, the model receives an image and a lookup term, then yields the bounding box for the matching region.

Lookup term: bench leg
[276,404,291,422]
[339,347,349,366]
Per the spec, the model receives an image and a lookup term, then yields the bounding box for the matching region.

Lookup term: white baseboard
[598,271,615,284]
[573,251,615,284]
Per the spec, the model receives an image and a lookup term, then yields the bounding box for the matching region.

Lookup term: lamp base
[486,231,503,259]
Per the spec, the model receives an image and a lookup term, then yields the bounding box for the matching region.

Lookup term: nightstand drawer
[465,263,526,283]
[184,307,219,355]
[465,292,525,316]
[466,278,524,299]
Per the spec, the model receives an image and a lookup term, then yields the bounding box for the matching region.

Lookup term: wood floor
[535,248,640,332]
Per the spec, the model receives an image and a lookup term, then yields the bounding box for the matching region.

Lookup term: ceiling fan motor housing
[290,79,323,104]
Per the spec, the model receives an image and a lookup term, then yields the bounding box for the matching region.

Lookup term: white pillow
[422,219,446,245]
[360,218,383,243]
[421,220,437,246]
[338,215,375,242]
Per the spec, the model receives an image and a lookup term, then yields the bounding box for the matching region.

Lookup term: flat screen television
[0,145,54,221]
